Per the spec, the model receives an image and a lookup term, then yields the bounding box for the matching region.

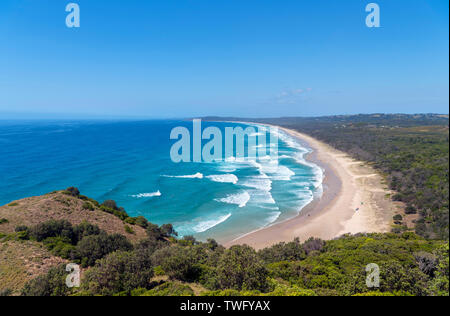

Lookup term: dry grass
[0,191,147,243]
[0,240,67,295]
[0,191,150,294]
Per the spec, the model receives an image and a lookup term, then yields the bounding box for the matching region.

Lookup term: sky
[0,0,448,118]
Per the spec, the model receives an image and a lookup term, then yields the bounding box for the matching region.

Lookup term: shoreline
[224,124,397,250]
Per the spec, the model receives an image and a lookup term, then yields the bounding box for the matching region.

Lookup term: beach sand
[225,125,400,250]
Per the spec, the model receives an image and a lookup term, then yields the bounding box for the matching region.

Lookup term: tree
[21,265,71,296]
[30,220,74,243]
[65,187,80,197]
[82,250,154,296]
[76,232,133,267]
[102,200,118,210]
[216,245,269,292]
[161,224,178,238]
[151,246,202,282]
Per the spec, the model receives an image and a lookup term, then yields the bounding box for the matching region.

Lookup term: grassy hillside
[0,190,147,242]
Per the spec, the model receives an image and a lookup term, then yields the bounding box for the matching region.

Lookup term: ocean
[0,120,323,242]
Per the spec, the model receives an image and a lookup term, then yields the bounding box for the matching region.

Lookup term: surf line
[169,119,279,164]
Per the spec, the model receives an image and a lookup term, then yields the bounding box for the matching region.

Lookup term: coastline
[224,124,398,250]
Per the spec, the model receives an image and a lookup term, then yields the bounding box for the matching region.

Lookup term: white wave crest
[131,191,162,198]
[240,174,272,192]
[207,174,239,184]
[265,211,281,226]
[163,173,204,179]
[192,213,232,233]
[215,191,251,208]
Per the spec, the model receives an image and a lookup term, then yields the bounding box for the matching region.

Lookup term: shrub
[82,202,94,211]
[405,205,418,215]
[21,265,72,296]
[102,200,118,210]
[43,237,77,259]
[76,232,133,267]
[73,222,101,242]
[124,225,135,235]
[258,238,306,264]
[153,246,202,282]
[15,225,29,232]
[29,220,74,243]
[160,224,178,238]
[0,218,9,225]
[82,250,154,295]
[139,282,194,296]
[124,217,136,225]
[154,266,165,276]
[414,252,438,277]
[302,237,325,255]
[216,245,269,292]
[64,187,80,197]
[135,216,149,229]
[146,223,164,240]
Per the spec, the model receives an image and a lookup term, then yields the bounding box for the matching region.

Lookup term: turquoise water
[0,120,322,242]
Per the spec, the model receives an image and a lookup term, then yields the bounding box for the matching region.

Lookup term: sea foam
[131,191,162,198]
[215,191,251,208]
[192,213,232,233]
[207,174,239,184]
[163,173,204,179]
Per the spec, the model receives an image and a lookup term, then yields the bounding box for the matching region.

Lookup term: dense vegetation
[209,114,449,239]
[15,210,449,296]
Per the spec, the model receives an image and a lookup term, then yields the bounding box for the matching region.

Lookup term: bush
[30,220,75,243]
[302,237,325,255]
[102,200,118,210]
[21,265,72,296]
[414,252,438,277]
[64,187,80,197]
[135,216,149,229]
[405,205,418,215]
[76,232,133,267]
[43,237,77,259]
[160,224,178,238]
[124,225,135,235]
[82,250,154,295]
[258,238,306,264]
[138,282,194,296]
[82,202,94,211]
[73,222,101,242]
[152,246,202,282]
[0,218,9,224]
[216,245,269,292]
[146,223,164,240]
[15,225,29,232]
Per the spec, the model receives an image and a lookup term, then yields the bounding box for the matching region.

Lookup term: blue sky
[0,0,448,118]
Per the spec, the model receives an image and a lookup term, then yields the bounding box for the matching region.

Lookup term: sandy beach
[225,125,400,250]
